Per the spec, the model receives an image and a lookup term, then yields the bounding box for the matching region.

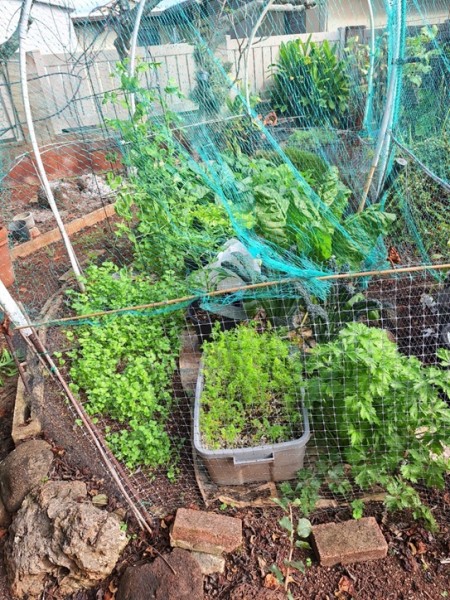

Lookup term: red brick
[170,508,242,556]
[312,517,388,567]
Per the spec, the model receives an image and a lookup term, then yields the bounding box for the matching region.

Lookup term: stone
[230,583,286,600]
[12,376,42,445]
[0,495,11,528]
[312,517,388,567]
[170,508,243,556]
[191,551,225,575]
[116,548,203,600]
[5,480,128,599]
[0,439,53,512]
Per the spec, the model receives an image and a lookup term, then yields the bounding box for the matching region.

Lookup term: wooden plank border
[11,203,116,259]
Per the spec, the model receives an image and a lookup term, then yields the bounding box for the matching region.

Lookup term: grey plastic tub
[193,369,311,486]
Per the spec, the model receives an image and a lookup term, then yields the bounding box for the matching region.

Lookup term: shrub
[305,322,450,529]
[270,36,350,127]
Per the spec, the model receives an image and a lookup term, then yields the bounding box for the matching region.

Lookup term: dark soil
[367,272,448,364]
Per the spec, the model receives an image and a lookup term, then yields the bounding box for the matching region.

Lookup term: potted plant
[193,324,310,485]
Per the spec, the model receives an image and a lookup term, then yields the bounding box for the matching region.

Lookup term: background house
[0,0,77,54]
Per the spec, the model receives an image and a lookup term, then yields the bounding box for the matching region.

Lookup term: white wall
[0,0,78,54]
[326,0,449,32]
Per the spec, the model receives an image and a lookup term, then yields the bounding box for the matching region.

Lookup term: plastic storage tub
[193,369,311,485]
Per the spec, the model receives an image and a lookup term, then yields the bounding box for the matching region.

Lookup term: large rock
[116,548,203,600]
[0,439,53,512]
[5,480,128,599]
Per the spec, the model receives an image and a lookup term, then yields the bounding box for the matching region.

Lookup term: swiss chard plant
[227,153,395,270]
[200,324,305,450]
[305,322,450,529]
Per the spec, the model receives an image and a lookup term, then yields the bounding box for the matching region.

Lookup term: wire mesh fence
[0,0,449,529]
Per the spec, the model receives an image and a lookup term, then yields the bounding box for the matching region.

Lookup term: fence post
[7,51,57,143]
[28,51,57,141]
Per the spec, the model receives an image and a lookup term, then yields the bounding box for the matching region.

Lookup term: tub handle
[233,453,274,466]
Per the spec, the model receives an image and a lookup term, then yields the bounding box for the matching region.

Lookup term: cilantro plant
[305,322,450,529]
[200,325,304,450]
[67,262,185,477]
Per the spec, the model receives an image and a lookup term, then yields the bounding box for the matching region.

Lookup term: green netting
[1,0,449,524]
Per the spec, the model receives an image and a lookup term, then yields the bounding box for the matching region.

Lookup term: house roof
[72,0,192,20]
[33,0,75,8]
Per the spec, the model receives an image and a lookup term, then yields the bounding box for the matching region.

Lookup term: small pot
[0,226,15,287]
[13,211,35,229]
[8,220,30,243]
[187,301,240,343]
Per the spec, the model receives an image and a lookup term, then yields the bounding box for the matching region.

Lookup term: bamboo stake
[12,262,450,332]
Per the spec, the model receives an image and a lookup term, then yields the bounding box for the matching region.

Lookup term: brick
[312,517,388,567]
[170,508,242,556]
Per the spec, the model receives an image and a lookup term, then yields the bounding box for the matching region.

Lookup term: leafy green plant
[387,133,450,258]
[305,323,450,530]
[191,42,232,116]
[254,148,329,185]
[271,482,315,598]
[220,90,264,155]
[105,62,236,278]
[312,278,392,343]
[270,36,350,127]
[0,349,18,385]
[227,152,395,269]
[67,262,184,476]
[345,26,443,134]
[200,324,304,450]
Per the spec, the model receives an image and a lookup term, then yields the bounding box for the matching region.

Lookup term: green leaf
[297,517,312,538]
[295,540,311,550]
[279,516,294,533]
[269,564,285,584]
[351,499,364,520]
[284,559,306,574]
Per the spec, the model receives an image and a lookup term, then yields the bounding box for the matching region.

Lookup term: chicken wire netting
[0,0,449,524]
